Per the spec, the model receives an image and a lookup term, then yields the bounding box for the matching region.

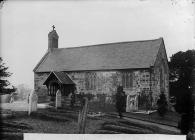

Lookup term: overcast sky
[0,0,194,89]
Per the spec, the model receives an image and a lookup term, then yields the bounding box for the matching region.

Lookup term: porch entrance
[43,71,75,103]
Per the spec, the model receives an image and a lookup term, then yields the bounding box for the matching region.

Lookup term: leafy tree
[0,57,15,94]
[169,50,195,134]
[169,50,195,94]
[157,93,168,117]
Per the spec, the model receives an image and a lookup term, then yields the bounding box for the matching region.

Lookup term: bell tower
[48,25,59,52]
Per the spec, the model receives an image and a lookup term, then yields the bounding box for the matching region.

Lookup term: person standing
[115,86,126,118]
[70,87,77,108]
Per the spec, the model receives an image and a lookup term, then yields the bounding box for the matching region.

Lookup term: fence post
[78,97,88,133]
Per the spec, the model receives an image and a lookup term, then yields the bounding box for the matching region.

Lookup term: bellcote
[48,25,59,52]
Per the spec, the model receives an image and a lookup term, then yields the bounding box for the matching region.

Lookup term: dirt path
[123,116,180,133]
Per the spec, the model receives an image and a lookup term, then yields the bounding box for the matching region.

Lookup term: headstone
[126,95,131,112]
[56,90,62,108]
[126,94,138,112]
[28,90,38,115]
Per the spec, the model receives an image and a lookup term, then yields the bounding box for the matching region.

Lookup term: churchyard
[1,106,181,140]
[1,91,187,140]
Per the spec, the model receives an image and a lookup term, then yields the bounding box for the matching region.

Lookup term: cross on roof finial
[52,25,55,30]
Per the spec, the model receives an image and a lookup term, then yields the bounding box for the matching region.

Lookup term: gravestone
[56,90,62,108]
[126,95,131,112]
[126,94,138,112]
[28,90,38,115]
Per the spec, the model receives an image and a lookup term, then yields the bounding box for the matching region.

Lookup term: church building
[33,27,169,111]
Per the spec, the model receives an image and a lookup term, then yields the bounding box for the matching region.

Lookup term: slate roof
[43,71,75,85]
[34,38,164,72]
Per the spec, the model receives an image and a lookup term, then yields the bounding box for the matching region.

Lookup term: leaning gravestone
[28,90,38,115]
[56,90,62,108]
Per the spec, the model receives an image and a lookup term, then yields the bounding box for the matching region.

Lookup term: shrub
[157,93,168,117]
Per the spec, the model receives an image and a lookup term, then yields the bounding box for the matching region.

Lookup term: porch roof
[43,71,75,85]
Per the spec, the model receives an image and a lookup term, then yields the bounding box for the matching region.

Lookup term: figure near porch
[115,86,126,118]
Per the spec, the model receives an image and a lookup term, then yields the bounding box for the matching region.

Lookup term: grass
[0,107,183,140]
[121,111,180,127]
[88,101,116,113]
[0,108,105,139]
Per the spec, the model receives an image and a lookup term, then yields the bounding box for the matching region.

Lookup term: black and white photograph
[0,0,194,140]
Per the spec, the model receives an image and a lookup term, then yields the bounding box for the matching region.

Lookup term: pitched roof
[43,71,75,85]
[34,38,164,72]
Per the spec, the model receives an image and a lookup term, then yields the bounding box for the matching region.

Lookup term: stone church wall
[34,63,168,109]
[152,43,169,108]
[67,70,153,96]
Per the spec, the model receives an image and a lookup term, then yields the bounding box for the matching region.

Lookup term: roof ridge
[57,37,163,50]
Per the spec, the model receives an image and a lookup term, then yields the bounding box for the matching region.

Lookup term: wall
[66,70,153,95]
[34,64,168,109]
[152,42,169,107]
[34,72,49,97]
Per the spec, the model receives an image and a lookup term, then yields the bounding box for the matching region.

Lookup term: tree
[0,57,15,94]
[16,84,32,100]
[169,50,195,93]
[157,93,168,117]
[169,50,195,134]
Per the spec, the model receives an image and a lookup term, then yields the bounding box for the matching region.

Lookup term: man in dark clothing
[115,86,126,118]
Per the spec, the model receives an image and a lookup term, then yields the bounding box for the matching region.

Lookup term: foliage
[174,88,194,134]
[157,93,168,117]
[138,90,152,110]
[169,50,195,110]
[169,50,195,134]
[76,92,94,101]
[0,57,16,94]
[138,92,147,109]
[169,50,195,95]
[84,93,94,101]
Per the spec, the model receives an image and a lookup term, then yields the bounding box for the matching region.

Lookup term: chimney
[48,25,59,52]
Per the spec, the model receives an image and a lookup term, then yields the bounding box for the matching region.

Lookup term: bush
[174,88,194,134]
[85,93,94,101]
[157,93,168,117]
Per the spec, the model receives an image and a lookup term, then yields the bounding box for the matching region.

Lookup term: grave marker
[56,90,62,108]
[28,90,38,115]
[126,94,138,112]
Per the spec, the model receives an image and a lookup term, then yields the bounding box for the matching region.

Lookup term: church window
[122,72,133,88]
[85,72,96,90]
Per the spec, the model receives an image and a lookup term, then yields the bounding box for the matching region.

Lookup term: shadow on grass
[29,112,70,122]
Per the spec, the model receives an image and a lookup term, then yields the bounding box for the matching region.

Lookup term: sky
[0,0,194,89]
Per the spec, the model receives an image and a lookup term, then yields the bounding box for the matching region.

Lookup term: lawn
[123,111,181,127]
[1,108,104,140]
[1,106,182,140]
